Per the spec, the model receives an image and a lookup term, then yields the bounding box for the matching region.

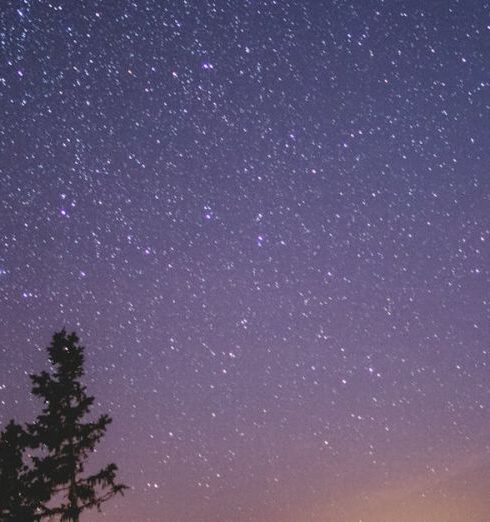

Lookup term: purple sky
[1,1,490,520]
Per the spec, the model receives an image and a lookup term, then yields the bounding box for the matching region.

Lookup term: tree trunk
[68,437,79,522]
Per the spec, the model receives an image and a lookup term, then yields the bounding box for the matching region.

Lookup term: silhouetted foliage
[0,420,44,521]
[0,330,127,521]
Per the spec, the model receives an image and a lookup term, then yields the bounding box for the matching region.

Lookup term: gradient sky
[1,1,490,521]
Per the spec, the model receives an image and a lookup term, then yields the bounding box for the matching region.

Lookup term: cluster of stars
[1,1,490,521]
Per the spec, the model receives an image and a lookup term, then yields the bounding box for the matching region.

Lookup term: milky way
[1,1,490,521]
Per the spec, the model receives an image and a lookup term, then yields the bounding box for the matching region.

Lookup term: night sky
[1,1,490,521]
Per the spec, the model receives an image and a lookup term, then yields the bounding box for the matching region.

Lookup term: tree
[0,420,41,521]
[25,329,127,521]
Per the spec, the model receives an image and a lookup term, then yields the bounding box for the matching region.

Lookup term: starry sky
[1,1,490,521]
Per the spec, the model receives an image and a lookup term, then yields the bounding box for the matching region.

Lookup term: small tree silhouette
[0,330,127,521]
[27,330,127,521]
[0,420,44,521]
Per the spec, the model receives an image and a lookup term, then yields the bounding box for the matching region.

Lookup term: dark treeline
[0,330,127,522]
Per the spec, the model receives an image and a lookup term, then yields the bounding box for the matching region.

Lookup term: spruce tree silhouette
[0,420,45,521]
[26,330,127,521]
